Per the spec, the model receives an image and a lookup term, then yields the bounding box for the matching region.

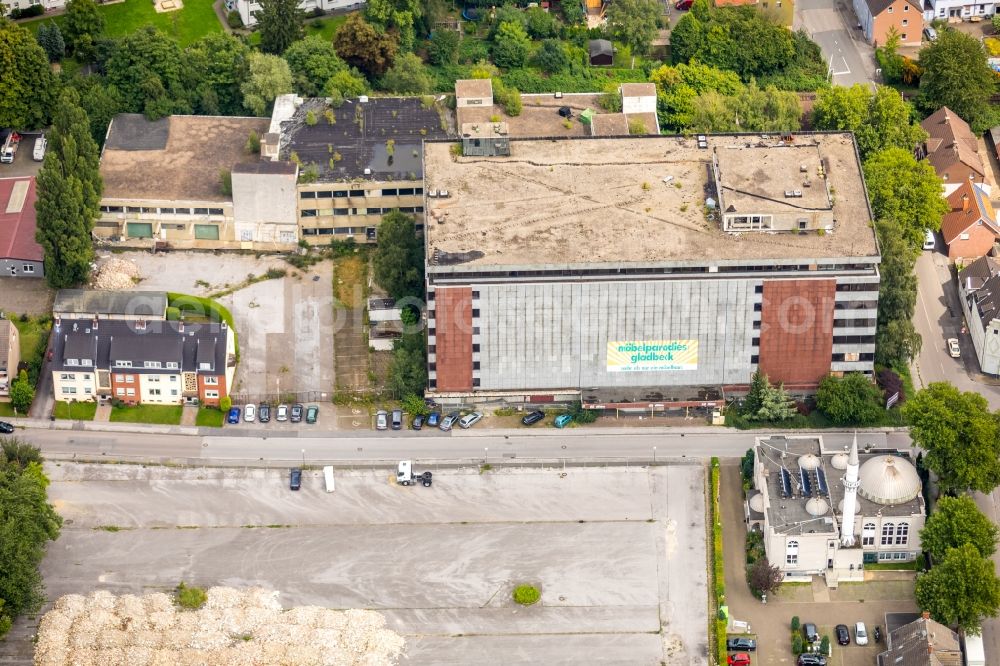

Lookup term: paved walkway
[180,404,198,426]
[94,403,111,422]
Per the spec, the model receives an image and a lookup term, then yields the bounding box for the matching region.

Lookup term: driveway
[0,277,52,316]
[796,0,876,88]
[911,250,1000,409]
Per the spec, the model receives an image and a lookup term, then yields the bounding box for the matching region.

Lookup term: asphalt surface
[796,0,876,88]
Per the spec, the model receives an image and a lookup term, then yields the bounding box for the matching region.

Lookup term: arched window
[862,522,876,546]
[786,540,799,565]
[896,523,909,545]
[881,522,894,545]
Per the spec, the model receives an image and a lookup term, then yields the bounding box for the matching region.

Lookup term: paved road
[911,250,1000,409]
[796,0,876,88]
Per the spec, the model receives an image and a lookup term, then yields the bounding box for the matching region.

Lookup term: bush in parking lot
[219,396,232,412]
[401,393,429,417]
[790,615,799,631]
[512,584,539,606]
[820,636,830,656]
[791,634,803,655]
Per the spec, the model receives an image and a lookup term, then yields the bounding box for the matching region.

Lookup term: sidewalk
[2,415,200,436]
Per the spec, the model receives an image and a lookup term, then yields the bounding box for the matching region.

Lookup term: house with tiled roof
[940,180,1000,262]
[877,612,962,666]
[920,107,986,195]
[0,177,44,278]
[959,255,1000,376]
[854,0,922,46]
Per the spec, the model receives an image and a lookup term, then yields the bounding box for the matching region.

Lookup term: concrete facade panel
[758,279,836,387]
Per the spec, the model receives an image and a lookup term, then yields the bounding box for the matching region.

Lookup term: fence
[229,391,329,405]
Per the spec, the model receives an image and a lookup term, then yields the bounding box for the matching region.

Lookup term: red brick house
[941,180,1000,262]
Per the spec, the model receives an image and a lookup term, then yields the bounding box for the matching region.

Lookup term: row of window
[301,206,424,218]
[61,386,90,395]
[300,187,423,200]
[101,206,225,216]
[113,360,181,370]
[836,283,879,292]
[785,524,910,565]
[64,358,93,367]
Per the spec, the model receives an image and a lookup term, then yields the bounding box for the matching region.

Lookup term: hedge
[709,457,727,663]
[166,293,239,361]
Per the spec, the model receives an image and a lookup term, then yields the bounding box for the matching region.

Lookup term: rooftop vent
[800,164,808,172]
[359,95,368,103]
[364,168,371,176]
[784,190,803,198]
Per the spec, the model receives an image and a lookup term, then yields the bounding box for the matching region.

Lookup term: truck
[396,460,432,487]
[0,130,20,164]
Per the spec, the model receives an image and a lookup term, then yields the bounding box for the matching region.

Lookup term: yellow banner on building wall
[606,340,699,372]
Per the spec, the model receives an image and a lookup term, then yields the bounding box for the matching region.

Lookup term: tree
[492,21,530,69]
[561,0,585,25]
[373,210,423,300]
[36,22,65,63]
[240,52,293,116]
[387,332,427,397]
[690,82,801,133]
[915,543,1000,634]
[812,85,927,159]
[34,88,103,289]
[606,0,661,68]
[863,148,948,249]
[918,30,995,130]
[902,382,1000,494]
[671,6,795,80]
[747,557,782,598]
[875,318,922,367]
[66,76,122,146]
[875,220,918,322]
[334,14,398,79]
[105,26,192,119]
[0,20,56,131]
[535,39,569,74]
[920,496,1000,561]
[742,368,769,416]
[253,0,304,55]
[186,33,251,116]
[756,382,797,421]
[650,62,742,130]
[427,29,459,66]
[325,69,368,98]
[380,52,432,94]
[364,0,422,50]
[8,371,33,414]
[283,35,348,98]
[525,6,559,39]
[63,0,105,61]
[815,373,884,425]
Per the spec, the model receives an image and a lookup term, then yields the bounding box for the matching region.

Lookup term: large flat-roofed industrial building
[422,133,880,406]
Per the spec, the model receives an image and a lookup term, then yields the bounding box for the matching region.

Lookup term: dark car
[0,421,13,434]
[726,637,757,652]
[258,403,270,423]
[305,405,319,424]
[521,410,545,426]
[803,623,819,644]
[426,411,441,428]
[289,468,302,491]
[227,407,241,424]
[391,409,403,430]
[797,655,827,666]
[675,0,693,9]
[835,624,850,646]
[412,414,424,430]
[290,403,303,423]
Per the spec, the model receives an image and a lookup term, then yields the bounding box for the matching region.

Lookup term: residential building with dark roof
[920,107,986,194]
[877,612,962,666]
[959,254,1000,376]
[0,177,44,278]
[940,180,1000,262]
[0,319,19,399]
[854,0,922,47]
[50,318,235,407]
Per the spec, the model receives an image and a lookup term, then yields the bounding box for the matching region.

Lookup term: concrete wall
[232,169,299,245]
[622,94,656,115]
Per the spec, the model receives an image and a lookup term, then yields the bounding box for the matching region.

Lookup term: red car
[675,0,693,8]
[728,654,752,666]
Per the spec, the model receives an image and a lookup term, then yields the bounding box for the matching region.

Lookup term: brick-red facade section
[198,373,226,407]
[758,279,836,388]
[435,287,473,392]
[110,372,138,405]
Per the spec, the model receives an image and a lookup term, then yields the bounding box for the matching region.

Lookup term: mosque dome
[858,455,922,505]
[830,452,850,470]
[805,497,829,516]
[749,493,765,513]
[798,454,821,471]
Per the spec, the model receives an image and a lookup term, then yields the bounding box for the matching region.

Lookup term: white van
[323,465,335,492]
[923,229,935,250]
[32,135,46,162]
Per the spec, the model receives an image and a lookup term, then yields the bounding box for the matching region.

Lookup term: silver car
[375,410,388,430]
[276,404,289,422]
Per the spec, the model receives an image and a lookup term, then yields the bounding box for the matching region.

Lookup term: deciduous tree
[387,332,427,397]
[812,84,927,159]
[62,0,105,61]
[427,28,459,65]
[915,543,1000,634]
[66,76,122,146]
[606,0,661,68]
[253,0,304,55]
[921,495,999,561]
[283,36,349,97]
[815,373,884,425]
[240,52,293,116]
[863,148,948,249]
[525,6,560,39]
[8,370,34,414]
[185,33,250,116]
[380,51,432,94]
[105,26,192,119]
[747,557,782,598]
[492,21,530,69]
[0,19,56,130]
[373,210,424,300]
[918,29,995,130]
[365,0,421,50]
[334,13,398,78]
[535,38,569,73]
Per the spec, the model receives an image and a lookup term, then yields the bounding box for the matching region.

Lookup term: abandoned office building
[422,133,881,406]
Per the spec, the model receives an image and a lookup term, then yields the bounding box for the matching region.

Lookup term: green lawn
[110,404,183,425]
[0,403,16,417]
[25,0,223,46]
[304,14,350,41]
[12,316,51,384]
[196,407,225,427]
[53,401,98,420]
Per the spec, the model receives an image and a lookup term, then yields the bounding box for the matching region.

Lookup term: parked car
[305,405,319,424]
[554,413,573,428]
[0,421,13,434]
[835,624,850,646]
[412,414,424,430]
[727,654,751,666]
[276,404,288,421]
[521,410,545,426]
[923,229,936,250]
[726,637,757,652]
[243,404,256,423]
[426,411,441,428]
[675,0,693,9]
[458,411,483,429]
[289,467,302,491]
[32,135,46,161]
[947,338,961,358]
[923,26,937,41]
[258,403,270,423]
[855,622,868,646]
[440,411,461,431]
[290,403,304,423]
[227,407,241,424]
[376,410,388,430]
[391,409,403,430]
[803,623,819,644]
[797,655,827,666]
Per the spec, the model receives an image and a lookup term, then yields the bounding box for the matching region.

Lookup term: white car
[243,403,255,423]
[32,136,46,161]
[855,622,868,646]
[458,412,483,429]
[947,338,961,358]
[276,404,289,421]
[375,410,388,430]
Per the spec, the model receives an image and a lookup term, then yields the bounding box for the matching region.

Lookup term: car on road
[440,412,461,431]
[947,338,961,358]
[458,412,483,429]
[412,414,424,430]
[290,403,304,423]
[0,421,13,434]
[243,404,256,423]
[391,409,403,430]
[289,467,302,491]
[426,411,441,428]
[376,410,388,430]
[726,637,756,652]
[675,0,693,8]
[305,405,319,424]
[276,404,288,421]
[258,403,270,423]
[226,407,241,424]
[727,654,751,666]
[554,413,572,428]
[835,624,850,645]
[521,410,545,426]
[797,655,827,666]
[855,622,868,646]
[923,26,937,41]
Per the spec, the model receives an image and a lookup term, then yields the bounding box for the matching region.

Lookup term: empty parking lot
[38,462,709,664]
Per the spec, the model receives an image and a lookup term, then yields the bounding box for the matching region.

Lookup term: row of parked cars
[376,409,484,431]
[227,403,319,425]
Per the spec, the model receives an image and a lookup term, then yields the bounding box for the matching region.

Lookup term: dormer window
[66,358,80,366]
[81,359,92,367]
[144,361,162,369]
[114,360,133,368]
[166,362,179,369]
[198,362,211,370]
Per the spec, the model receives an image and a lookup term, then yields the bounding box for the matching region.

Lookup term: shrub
[245,130,260,155]
[820,635,831,656]
[512,584,540,605]
[791,615,800,631]
[175,582,207,610]
[227,9,243,28]
[219,169,232,196]
[792,634,804,655]
[219,396,232,412]
[876,367,905,404]
[815,373,884,426]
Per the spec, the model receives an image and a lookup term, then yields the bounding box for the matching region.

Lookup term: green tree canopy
[875,318,922,368]
[690,82,801,133]
[427,28,460,66]
[36,22,65,63]
[535,39,569,74]
[334,13,398,79]
[373,210,424,301]
[902,382,1000,494]
[105,26,192,119]
[380,52,433,94]
[34,88,102,289]
[915,543,1000,634]
[525,6,560,38]
[873,219,921,367]
[918,29,996,130]
[0,19,56,130]
[9,370,33,414]
[65,75,122,146]
[492,21,531,69]
[815,373,884,425]
[387,331,427,397]
[185,33,250,116]
[283,35,349,98]
[241,52,293,117]
[920,495,1000,561]
[606,0,661,68]
[62,0,105,61]
[365,0,421,50]
[863,147,948,249]
[671,6,795,80]
[812,84,927,159]
[650,62,742,130]
[253,0,304,55]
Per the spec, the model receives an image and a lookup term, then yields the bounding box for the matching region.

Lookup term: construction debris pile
[34,588,405,666]
[90,257,141,290]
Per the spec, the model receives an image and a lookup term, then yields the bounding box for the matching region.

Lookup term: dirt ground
[0,277,53,316]
[332,253,372,393]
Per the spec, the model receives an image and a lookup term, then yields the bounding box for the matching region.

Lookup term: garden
[109,403,183,425]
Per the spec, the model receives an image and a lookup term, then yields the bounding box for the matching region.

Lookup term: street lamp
[301,448,305,466]
[484,447,488,464]
[653,446,657,463]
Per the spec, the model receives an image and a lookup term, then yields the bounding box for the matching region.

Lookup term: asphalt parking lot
[38,462,709,664]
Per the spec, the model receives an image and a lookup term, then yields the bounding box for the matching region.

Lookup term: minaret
[840,434,861,547]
